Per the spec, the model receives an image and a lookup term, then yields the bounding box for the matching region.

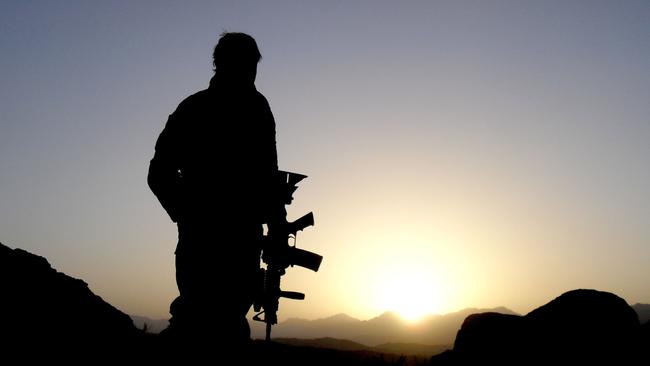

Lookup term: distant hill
[252,307,517,346]
[131,302,650,340]
[632,303,650,324]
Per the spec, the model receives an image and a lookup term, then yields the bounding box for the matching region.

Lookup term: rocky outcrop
[433,289,644,364]
[525,289,639,358]
[0,242,139,356]
[452,312,525,358]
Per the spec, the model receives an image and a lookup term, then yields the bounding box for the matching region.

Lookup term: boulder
[453,312,525,362]
[437,289,643,364]
[526,289,639,360]
[0,242,139,356]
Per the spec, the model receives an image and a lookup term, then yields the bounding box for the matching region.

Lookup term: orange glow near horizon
[374,264,445,322]
[348,232,459,322]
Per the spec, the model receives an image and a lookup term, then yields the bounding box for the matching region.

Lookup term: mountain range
[134,303,650,347]
[249,307,517,346]
[132,307,517,346]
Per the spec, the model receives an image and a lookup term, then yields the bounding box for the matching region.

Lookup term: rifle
[253,170,323,341]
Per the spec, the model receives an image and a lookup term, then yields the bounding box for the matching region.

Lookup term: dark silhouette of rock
[452,312,525,362]
[432,289,644,365]
[641,321,650,345]
[0,242,139,359]
[526,289,639,360]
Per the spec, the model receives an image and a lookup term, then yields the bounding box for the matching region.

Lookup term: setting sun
[375,265,444,322]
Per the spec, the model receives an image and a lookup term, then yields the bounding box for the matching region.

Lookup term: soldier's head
[213,32,261,83]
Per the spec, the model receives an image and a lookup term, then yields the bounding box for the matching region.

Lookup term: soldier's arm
[259,94,278,172]
[148,110,184,223]
[258,94,284,223]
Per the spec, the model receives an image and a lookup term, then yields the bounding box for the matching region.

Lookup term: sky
[1,0,649,322]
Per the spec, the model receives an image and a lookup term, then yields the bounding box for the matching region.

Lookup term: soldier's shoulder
[173,88,212,114]
[254,90,271,107]
[254,89,268,100]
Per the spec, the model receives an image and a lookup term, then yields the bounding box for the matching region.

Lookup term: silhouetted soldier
[148,33,279,352]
